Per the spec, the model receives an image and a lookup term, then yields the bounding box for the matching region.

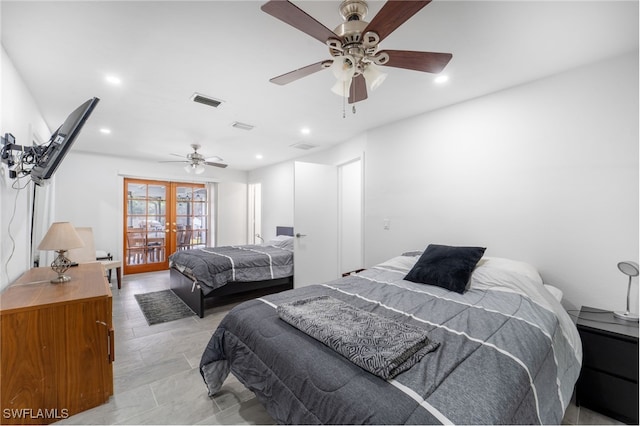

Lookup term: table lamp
[614,261,639,322]
[37,222,85,284]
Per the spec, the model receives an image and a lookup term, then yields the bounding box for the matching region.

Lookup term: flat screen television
[30,97,100,185]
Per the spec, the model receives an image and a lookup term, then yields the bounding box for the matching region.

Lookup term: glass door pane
[174,184,207,251]
[124,179,169,275]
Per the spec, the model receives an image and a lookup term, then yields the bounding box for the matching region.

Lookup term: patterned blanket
[277,296,440,379]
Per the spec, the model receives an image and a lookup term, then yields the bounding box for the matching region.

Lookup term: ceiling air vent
[191,93,223,108]
[290,142,318,150]
[231,121,255,131]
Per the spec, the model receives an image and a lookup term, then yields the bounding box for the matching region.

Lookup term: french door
[123,178,209,275]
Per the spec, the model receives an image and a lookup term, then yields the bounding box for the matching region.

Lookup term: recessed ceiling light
[434,75,449,84]
[256,154,263,160]
[99,128,111,134]
[105,75,121,85]
[300,127,311,135]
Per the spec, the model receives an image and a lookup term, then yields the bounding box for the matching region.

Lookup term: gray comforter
[168,244,293,295]
[200,256,581,424]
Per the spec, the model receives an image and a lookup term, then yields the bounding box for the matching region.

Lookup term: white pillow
[470,256,543,291]
[265,235,293,250]
[543,284,563,302]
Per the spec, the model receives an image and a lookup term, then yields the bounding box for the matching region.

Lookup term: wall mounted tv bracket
[0,133,45,179]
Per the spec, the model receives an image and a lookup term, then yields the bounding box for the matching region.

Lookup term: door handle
[296,233,307,238]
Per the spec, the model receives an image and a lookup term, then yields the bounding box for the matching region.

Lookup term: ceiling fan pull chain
[342,84,346,118]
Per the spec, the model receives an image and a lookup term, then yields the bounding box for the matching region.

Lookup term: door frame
[338,156,364,275]
[123,178,173,275]
[123,178,209,275]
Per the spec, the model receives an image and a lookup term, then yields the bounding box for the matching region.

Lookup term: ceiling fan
[161,144,228,174]
[261,0,453,104]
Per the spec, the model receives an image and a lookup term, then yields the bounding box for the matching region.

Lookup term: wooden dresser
[0,263,114,424]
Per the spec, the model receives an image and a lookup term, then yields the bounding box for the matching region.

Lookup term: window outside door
[124,178,208,275]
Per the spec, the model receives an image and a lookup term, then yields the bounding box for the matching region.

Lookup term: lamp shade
[185,163,205,174]
[331,79,352,98]
[363,63,387,91]
[618,261,639,277]
[330,55,356,82]
[37,222,84,250]
[614,260,639,322]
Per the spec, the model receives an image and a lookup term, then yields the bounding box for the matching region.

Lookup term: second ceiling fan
[161,144,227,174]
[262,0,453,104]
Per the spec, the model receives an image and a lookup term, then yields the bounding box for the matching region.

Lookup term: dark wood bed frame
[170,226,294,318]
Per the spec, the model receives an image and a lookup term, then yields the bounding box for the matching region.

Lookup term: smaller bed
[169,226,294,317]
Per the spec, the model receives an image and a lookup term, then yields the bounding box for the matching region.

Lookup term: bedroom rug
[134,290,196,325]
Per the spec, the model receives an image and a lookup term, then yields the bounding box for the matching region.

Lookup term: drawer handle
[108,328,115,363]
[96,321,115,363]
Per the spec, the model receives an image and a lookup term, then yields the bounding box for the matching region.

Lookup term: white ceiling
[1,1,638,171]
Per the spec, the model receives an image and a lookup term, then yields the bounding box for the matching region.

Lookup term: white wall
[251,52,638,314]
[364,52,638,313]
[248,135,366,241]
[53,151,249,259]
[0,47,50,290]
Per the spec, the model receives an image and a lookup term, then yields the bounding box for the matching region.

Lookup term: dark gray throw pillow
[404,244,486,293]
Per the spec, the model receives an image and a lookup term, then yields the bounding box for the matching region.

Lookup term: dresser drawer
[577,368,639,424]
[580,329,639,380]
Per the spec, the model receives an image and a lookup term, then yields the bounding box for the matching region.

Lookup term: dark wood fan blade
[270,60,332,85]
[348,74,368,104]
[261,0,339,44]
[379,50,452,73]
[204,161,228,169]
[363,1,431,42]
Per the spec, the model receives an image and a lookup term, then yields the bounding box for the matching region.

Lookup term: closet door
[293,161,338,287]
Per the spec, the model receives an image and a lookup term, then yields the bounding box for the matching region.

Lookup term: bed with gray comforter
[169,243,293,295]
[200,254,582,424]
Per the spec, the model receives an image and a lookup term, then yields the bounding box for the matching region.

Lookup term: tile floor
[56,270,623,425]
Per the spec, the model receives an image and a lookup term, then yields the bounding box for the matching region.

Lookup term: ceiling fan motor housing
[332,1,383,73]
[187,144,205,163]
[339,0,368,21]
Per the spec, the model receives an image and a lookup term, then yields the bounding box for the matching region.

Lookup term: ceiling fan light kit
[362,63,387,91]
[184,163,205,175]
[331,79,352,98]
[261,0,452,105]
[330,55,356,81]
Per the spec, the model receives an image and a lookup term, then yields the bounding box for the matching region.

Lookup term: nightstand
[576,306,639,424]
